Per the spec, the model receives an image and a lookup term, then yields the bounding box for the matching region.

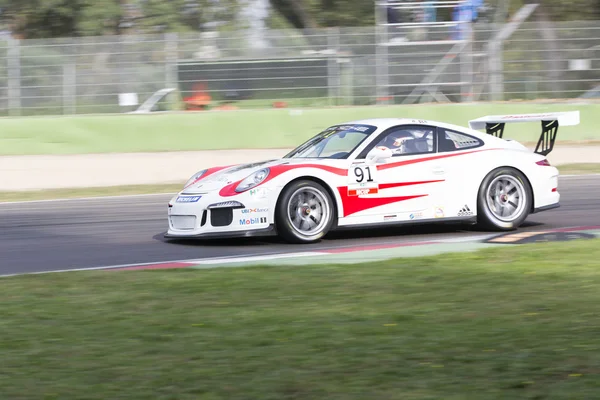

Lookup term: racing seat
[404,137,430,153]
[437,134,456,152]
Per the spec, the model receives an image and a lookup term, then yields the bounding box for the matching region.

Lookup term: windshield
[284,124,376,159]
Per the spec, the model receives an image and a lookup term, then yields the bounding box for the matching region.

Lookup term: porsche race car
[165,111,579,243]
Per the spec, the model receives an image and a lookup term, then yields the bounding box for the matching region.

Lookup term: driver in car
[381,131,416,154]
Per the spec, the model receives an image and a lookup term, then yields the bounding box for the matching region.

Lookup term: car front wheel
[276,180,335,243]
[477,167,532,230]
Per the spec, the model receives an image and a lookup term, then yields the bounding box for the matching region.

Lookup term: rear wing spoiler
[468,111,580,156]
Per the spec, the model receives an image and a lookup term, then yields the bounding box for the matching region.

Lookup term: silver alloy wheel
[286,186,330,237]
[486,174,526,222]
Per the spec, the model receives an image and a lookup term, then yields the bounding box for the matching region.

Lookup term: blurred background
[0,0,598,116]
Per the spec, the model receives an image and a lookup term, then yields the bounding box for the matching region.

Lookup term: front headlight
[184,169,207,188]
[235,168,270,193]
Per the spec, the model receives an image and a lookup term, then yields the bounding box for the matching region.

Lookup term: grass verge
[557,163,600,175]
[0,184,183,202]
[2,239,600,399]
[0,102,598,155]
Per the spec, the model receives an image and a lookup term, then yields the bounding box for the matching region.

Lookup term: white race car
[165,111,579,243]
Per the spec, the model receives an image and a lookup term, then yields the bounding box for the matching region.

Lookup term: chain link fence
[0,21,598,116]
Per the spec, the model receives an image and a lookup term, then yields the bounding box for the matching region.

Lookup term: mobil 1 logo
[239,217,267,225]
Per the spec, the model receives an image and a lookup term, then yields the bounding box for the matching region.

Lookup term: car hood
[181,158,341,194]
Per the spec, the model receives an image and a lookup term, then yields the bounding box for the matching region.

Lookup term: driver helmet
[383,131,415,154]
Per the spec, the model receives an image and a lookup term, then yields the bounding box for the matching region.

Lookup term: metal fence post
[488,37,503,101]
[63,63,76,115]
[327,27,340,106]
[375,24,389,104]
[165,32,178,110]
[7,38,21,116]
[460,23,474,102]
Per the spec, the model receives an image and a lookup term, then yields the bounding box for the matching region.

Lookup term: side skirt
[532,202,560,214]
[332,216,477,232]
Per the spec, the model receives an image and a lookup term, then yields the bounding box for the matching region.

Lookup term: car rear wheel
[276,180,334,243]
[477,167,532,231]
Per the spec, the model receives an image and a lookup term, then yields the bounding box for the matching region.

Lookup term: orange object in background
[213,104,239,111]
[183,83,212,110]
[273,101,288,108]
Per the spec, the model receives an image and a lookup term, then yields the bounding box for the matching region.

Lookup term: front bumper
[165,190,276,239]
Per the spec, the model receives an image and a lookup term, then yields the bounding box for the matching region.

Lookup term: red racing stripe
[185,165,233,188]
[219,163,347,197]
[336,179,443,217]
[337,187,427,217]
[379,180,444,190]
[219,149,494,197]
[377,149,496,171]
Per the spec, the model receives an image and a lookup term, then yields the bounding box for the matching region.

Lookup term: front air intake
[210,208,233,227]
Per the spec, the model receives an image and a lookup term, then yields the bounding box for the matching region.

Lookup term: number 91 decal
[353,165,374,183]
[348,164,379,196]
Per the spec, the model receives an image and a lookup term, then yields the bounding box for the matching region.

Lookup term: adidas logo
[458,205,473,216]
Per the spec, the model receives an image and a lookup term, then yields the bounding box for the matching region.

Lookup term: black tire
[477,167,532,231]
[275,180,335,244]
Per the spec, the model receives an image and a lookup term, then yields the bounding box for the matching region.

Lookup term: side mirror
[366,146,393,163]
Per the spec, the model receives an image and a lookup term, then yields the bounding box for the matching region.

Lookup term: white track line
[190,252,327,265]
[0,251,328,278]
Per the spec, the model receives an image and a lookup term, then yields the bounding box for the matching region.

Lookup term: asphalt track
[1,175,600,276]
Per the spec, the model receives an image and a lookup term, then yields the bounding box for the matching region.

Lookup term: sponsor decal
[240,217,267,225]
[348,187,379,196]
[176,196,202,203]
[409,212,423,220]
[434,206,444,218]
[249,188,268,197]
[503,114,552,120]
[337,125,371,132]
[458,205,474,216]
[383,215,397,221]
[241,207,269,214]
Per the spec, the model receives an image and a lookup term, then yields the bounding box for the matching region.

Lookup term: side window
[438,128,484,152]
[371,125,435,157]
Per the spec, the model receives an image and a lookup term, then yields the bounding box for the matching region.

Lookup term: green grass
[0,184,183,203]
[0,102,598,156]
[557,163,600,175]
[2,239,600,399]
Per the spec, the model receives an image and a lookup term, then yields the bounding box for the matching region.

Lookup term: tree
[135,0,241,33]
[0,0,242,39]
[0,0,124,38]
[267,0,374,29]
[267,0,600,30]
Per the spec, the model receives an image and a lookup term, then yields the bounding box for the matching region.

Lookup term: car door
[431,126,486,218]
[342,124,445,222]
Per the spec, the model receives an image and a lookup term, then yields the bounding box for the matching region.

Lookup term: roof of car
[340,117,501,144]
[342,118,473,132]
